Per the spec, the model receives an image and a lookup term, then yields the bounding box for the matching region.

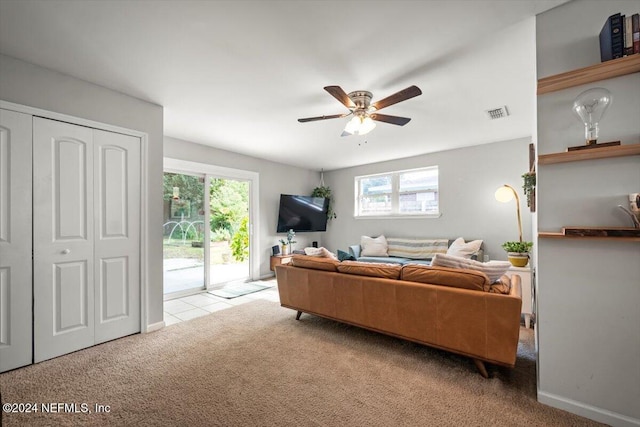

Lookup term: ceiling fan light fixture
[343,114,376,136]
[359,116,376,135]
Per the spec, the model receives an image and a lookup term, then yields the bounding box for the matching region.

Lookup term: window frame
[354,166,440,219]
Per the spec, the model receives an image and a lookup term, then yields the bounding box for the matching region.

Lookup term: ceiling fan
[298,85,422,136]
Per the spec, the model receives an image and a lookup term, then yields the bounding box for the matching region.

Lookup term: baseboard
[145,321,166,333]
[259,273,276,280]
[538,390,640,427]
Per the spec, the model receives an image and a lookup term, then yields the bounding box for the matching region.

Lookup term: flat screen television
[276,194,329,233]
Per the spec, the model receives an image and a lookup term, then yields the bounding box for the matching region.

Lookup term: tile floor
[163,279,279,326]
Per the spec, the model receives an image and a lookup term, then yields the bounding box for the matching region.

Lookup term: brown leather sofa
[275,255,522,377]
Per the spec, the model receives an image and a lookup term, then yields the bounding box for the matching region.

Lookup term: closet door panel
[33,117,95,363]
[94,130,140,343]
[0,109,33,373]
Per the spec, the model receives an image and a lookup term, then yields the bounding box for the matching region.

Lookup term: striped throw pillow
[431,253,511,283]
[387,238,449,259]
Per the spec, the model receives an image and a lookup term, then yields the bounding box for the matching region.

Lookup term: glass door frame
[164,157,260,292]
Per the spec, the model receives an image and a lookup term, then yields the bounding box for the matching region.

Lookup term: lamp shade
[495,186,514,203]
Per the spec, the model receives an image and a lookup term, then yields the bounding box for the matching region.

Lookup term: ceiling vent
[486,106,509,120]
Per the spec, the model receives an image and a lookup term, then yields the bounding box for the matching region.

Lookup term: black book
[600,13,624,61]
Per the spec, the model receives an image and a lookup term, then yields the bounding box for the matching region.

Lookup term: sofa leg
[295,311,302,320]
[473,359,489,378]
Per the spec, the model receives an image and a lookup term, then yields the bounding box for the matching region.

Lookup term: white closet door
[0,109,33,373]
[93,129,140,343]
[33,117,95,362]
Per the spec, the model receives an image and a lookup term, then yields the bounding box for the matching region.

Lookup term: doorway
[208,177,250,286]
[163,159,259,298]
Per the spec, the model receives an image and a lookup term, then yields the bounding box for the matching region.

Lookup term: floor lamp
[495,184,523,243]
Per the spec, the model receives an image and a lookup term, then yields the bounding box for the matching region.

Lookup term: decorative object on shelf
[495,184,524,242]
[279,229,297,255]
[312,170,337,221]
[501,241,533,267]
[618,202,640,229]
[570,87,619,151]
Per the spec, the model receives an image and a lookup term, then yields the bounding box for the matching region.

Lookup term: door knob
[61,249,71,255]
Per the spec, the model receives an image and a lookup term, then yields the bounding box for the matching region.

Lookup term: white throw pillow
[360,235,389,257]
[431,253,510,282]
[446,237,483,259]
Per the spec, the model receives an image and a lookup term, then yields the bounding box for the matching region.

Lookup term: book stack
[599,12,639,62]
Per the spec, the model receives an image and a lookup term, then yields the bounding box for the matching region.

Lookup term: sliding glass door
[208,177,250,286]
[163,172,206,295]
[163,163,255,297]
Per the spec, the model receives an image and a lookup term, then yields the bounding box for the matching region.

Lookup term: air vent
[486,106,509,120]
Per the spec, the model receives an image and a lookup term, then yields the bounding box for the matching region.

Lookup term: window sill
[354,213,442,220]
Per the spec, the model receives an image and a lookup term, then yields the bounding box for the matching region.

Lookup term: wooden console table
[270,255,292,271]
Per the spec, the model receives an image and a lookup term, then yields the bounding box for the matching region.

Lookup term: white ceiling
[0,0,568,171]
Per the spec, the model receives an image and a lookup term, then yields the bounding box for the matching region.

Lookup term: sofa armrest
[509,273,522,300]
[348,245,361,258]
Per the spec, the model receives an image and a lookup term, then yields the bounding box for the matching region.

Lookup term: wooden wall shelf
[538,143,640,165]
[537,54,640,95]
[539,227,640,242]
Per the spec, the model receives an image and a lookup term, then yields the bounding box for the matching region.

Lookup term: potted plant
[279,229,297,255]
[311,185,337,221]
[501,241,533,267]
[522,171,536,211]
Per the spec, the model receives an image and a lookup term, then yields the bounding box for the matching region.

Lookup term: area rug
[207,281,273,298]
[0,300,603,426]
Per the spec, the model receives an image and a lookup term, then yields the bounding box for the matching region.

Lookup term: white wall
[322,138,532,259]
[0,54,165,327]
[164,136,322,278]
[536,1,640,426]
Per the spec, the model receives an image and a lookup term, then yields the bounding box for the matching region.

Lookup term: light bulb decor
[569,87,619,151]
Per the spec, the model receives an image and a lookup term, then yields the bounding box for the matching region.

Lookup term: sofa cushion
[360,235,389,257]
[337,261,402,279]
[401,264,490,292]
[446,237,483,259]
[431,253,511,282]
[387,238,448,259]
[291,254,339,272]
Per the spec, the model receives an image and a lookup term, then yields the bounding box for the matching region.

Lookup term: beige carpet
[1,299,602,426]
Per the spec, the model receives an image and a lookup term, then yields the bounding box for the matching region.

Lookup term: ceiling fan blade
[324,86,355,109]
[370,113,411,126]
[371,85,422,111]
[298,113,348,123]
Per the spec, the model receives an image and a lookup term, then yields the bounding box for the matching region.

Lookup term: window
[355,166,439,217]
